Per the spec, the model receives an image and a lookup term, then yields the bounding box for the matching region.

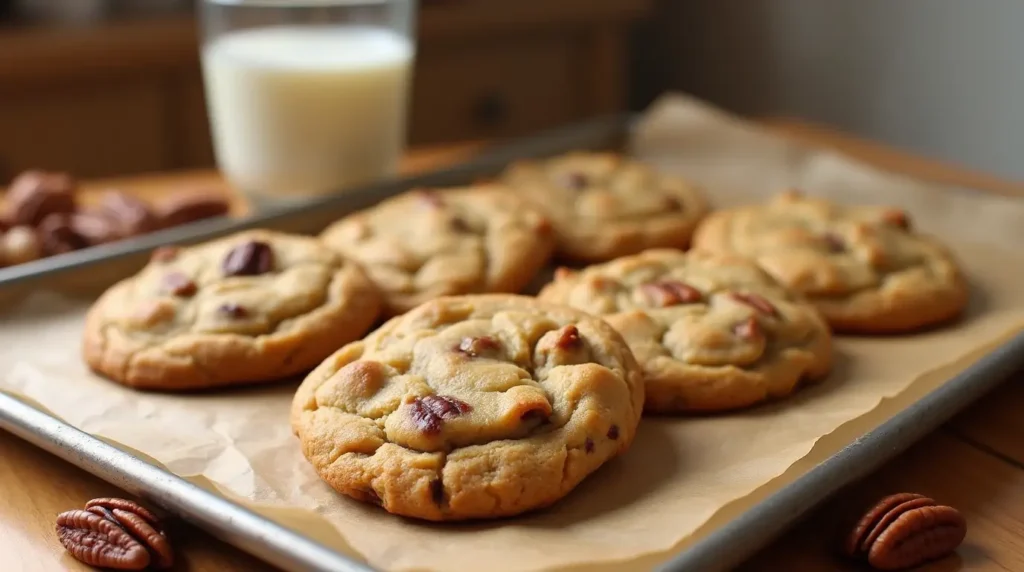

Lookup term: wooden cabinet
[0,0,650,179]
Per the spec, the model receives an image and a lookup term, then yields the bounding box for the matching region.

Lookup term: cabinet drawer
[0,80,168,179]
[410,33,581,144]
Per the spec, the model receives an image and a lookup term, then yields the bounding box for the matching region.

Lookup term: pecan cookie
[500,151,708,261]
[538,250,832,413]
[83,230,381,390]
[291,294,643,521]
[692,192,969,333]
[319,186,554,316]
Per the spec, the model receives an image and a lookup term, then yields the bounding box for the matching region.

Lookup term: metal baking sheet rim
[0,116,1020,572]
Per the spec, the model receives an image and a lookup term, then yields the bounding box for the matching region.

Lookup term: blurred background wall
[634,0,1024,181]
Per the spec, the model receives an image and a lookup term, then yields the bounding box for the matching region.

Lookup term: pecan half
[56,498,172,570]
[844,493,966,570]
[409,395,472,434]
[639,280,702,307]
[729,292,779,317]
[222,240,274,276]
[6,170,76,226]
[154,190,229,229]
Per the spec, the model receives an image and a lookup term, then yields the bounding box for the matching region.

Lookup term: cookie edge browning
[692,208,970,334]
[290,294,645,521]
[319,187,556,316]
[502,153,710,262]
[82,231,382,391]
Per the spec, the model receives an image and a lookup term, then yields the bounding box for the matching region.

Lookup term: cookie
[291,294,643,521]
[83,230,381,390]
[538,249,832,413]
[319,186,554,316]
[500,151,708,261]
[692,191,969,333]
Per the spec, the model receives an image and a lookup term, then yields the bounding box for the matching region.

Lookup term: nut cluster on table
[56,497,173,570]
[0,170,230,269]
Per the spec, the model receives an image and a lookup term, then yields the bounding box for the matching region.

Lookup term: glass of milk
[199,0,416,208]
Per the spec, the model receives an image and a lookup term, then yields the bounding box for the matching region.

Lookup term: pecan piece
[69,211,121,246]
[881,209,911,230]
[409,395,472,434]
[6,170,76,226]
[732,317,762,340]
[821,232,845,253]
[555,325,582,349]
[457,335,501,357]
[557,171,589,190]
[100,191,158,236]
[218,302,249,318]
[38,213,88,255]
[56,498,172,570]
[162,272,197,297]
[844,493,966,570]
[729,292,779,317]
[222,240,274,276]
[639,280,702,307]
[150,246,180,264]
[417,190,444,208]
[154,190,229,229]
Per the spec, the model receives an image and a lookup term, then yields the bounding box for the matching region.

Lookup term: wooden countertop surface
[2,121,1022,571]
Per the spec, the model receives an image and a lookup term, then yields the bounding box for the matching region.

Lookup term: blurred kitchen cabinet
[0,0,650,178]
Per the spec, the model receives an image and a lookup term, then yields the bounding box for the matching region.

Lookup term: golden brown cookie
[291,294,643,521]
[539,250,832,413]
[692,192,968,333]
[83,230,381,390]
[320,186,554,316]
[500,151,709,261]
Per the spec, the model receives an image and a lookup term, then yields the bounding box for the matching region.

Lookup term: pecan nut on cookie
[539,249,832,413]
[320,186,554,317]
[291,295,644,521]
[692,191,969,333]
[83,230,381,390]
[500,151,709,262]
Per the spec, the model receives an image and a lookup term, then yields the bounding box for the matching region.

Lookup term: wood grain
[1,123,1023,571]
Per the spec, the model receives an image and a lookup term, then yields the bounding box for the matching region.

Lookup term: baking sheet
[2,94,1024,571]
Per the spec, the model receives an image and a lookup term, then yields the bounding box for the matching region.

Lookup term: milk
[202,26,413,200]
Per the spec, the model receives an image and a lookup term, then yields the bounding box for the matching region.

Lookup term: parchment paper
[3,94,1024,571]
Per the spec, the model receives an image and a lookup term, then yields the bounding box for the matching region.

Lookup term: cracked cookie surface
[692,191,969,332]
[319,186,554,316]
[500,151,708,261]
[539,250,832,413]
[291,294,644,521]
[83,229,381,390]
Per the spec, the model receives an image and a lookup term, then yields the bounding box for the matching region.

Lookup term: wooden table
[2,123,1022,571]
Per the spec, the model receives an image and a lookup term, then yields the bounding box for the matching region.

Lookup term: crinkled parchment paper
[3,94,1023,571]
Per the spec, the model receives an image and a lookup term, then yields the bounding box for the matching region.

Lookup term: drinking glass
[199,0,417,208]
